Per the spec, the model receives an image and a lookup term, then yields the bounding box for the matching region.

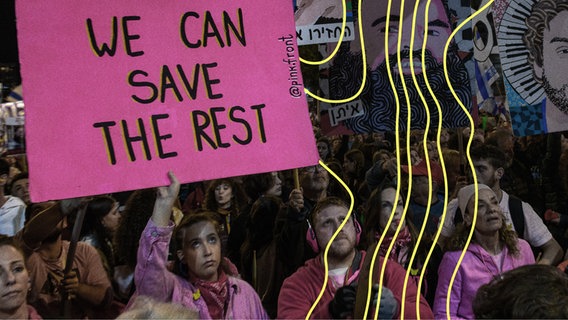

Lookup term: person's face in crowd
[440,129,450,144]
[15,127,24,139]
[300,165,330,194]
[473,159,501,189]
[265,172,283,197]
[180,221,221,282]
[376,151,392,163]
[445,160,462,188]
[214,182,233,209]
[372,132,385,143]
[497,135,515,163]
[379,187,405,236]
[331,139,342,154]
[343,157,357,175]
[0,245,29,315]
[314,204,357,259]
[361,0,451,71]
[410,175,434,206]
[317,141,330,160]
[465,189,503,235]
[11,178,30,205]
[4,156,16,166]
[410,149,421,165]
[425,142,439,163]
[473,129,485,144]
[101,202,121,235]
[539,11,568,111]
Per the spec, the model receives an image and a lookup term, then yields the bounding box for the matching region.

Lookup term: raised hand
[152,171,180,226]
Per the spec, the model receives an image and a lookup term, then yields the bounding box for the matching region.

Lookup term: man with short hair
[403,159,445,236]
[277,197,433,319]
[485,128,539,210]
[523,0,568,133]
[0,158,26,236]
[440,144,563,265]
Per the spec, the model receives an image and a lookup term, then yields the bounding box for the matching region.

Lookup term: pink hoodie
[433,239,535,319]
[277,250,434,319]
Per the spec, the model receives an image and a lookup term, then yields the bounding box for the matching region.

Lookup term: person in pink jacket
[433,184,535,319]
[277,197,433,319]
[134,172,268,319]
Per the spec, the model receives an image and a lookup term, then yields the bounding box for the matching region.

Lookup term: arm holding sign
[274,187,314,277]
[135,172,182,303]
[136,172,268,319]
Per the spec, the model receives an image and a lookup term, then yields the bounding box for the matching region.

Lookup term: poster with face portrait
[494,0,568,135]
[323,0,473,134]
[472,0,508,119]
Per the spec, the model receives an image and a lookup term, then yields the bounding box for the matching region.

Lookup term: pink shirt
[433,240,535,319]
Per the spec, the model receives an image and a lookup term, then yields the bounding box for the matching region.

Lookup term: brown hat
[402,159,443,186]
[23,202,66,246]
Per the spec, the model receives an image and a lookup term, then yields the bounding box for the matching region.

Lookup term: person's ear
[463,199,475,226]
[0,174,7,185]
[495,167,505,180]
[176,250,185,262]
[463,210,473,226]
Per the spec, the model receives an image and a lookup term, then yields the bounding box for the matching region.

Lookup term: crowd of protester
[3,117,568,319]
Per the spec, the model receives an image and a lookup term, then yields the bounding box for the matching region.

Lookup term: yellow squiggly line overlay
[369,0,416,318]
[300,0,493,318]
[305,159,355,320]
[441,1,493,318]
[299,0,347,65]
[413,1,448,319]
[401,0,438,319]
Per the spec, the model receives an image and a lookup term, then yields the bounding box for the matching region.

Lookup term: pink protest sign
[17,0,318,202]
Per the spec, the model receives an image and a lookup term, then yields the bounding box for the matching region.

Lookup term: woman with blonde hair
[433,184,535,319]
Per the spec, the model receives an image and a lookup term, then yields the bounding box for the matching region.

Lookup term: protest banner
[17,0,318,201]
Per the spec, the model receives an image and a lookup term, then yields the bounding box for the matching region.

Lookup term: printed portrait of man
[329,0,471,133]
[294,0,343,26]
[523,0,568,133]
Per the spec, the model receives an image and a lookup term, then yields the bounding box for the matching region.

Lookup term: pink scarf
[192,270,229,319]
[376,226,412,264]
